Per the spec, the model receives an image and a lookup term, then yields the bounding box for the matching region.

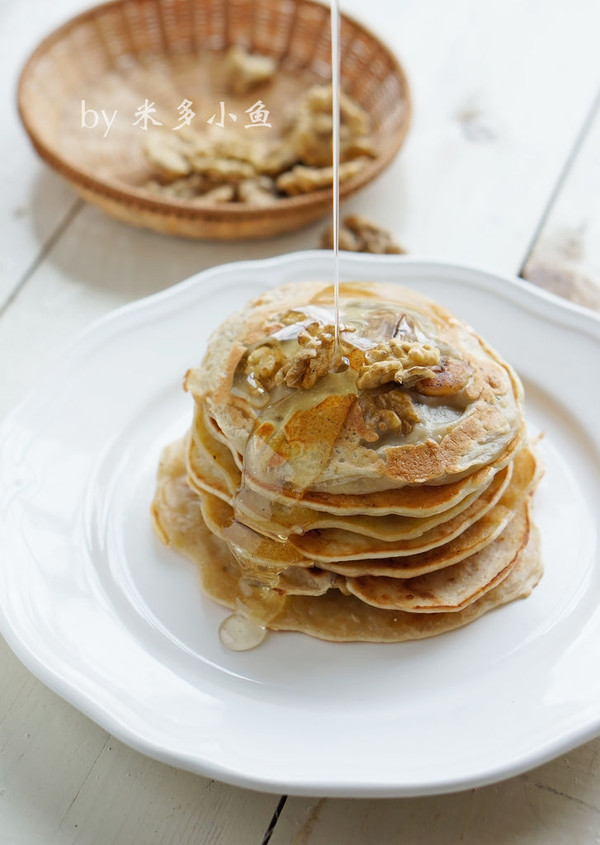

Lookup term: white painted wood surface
[522,96,600,310]
[2,0,600,842]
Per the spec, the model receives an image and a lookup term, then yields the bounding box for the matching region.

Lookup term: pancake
[277,566,336,596]
[289,447,536,562]
[189,405,526,516]
[238,423,526,514]
[186,281,524,493]
[200,459,512,562]
[200,488,311,569]
[187,420,238,503]
[345,502,530,612]
[268,528,542,642]
[198,446,537,581]
[188,412,510,542]
[232,477,495,541]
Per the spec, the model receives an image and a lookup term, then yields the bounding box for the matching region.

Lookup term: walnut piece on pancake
[359,388,420,438]
[356,339,441,389]
[277,347,332,390]
[243,320,351,396]
[224,45,277,96]
[276,322,336,389]
[298,321,339,348]
[245,341,285,390]
[321,214,405,255]
[275,321,356,389]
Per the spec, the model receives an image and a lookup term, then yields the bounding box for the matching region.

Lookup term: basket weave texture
[19,0,411,239]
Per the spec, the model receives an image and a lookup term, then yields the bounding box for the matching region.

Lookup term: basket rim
[17,0,412,222]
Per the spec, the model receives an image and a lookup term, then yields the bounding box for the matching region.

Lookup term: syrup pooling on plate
[218,612,267,651]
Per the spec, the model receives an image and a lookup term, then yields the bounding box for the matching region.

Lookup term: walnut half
[276,158,369,196]
[243,342,285,403]
[360,388,420,438]
[224,46,277,96]
[275,321,354,389]
[356,339,441,389]
[321,214,405,255]
[277,346,331,389]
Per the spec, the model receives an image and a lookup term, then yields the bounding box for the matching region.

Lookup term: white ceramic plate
[1,252,600,798]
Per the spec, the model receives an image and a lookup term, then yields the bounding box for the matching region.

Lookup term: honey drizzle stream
[331,0,341,349]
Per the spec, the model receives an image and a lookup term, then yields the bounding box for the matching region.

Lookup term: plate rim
[1,251,600,798]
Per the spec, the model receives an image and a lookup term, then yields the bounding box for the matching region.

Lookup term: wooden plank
[335,0,600,274]
[51,740,277,845]
[522,94,600,310]
[0,640,278,844]
[0,640,112,840]
[271,744,600,844]
[0,0,93,307]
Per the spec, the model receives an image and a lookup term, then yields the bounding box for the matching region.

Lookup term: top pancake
[188,401,525,518]
[186,281,524,494]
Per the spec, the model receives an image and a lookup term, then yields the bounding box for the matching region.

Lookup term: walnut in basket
[141,56,377,207]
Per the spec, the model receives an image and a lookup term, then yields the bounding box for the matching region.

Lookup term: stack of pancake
[152,281,543,642]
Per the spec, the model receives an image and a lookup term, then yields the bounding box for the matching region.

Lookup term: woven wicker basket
[18,0,411,239]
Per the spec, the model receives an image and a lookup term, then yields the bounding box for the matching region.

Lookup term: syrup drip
[218,612,266,651]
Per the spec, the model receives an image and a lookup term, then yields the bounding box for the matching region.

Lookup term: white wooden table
[2,0,600,841]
